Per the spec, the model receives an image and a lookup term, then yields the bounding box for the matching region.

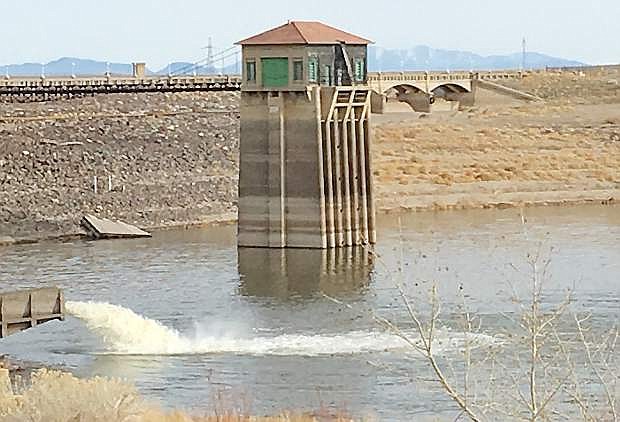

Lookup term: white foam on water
[66,301,190,355]
[66,301,499,356]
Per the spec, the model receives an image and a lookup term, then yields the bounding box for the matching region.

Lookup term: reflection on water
[238,247,374,298]
[0,205,618,420]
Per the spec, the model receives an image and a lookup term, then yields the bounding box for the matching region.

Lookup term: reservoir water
[0,205,618,420]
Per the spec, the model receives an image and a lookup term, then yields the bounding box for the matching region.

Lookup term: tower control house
[237,21,376,249]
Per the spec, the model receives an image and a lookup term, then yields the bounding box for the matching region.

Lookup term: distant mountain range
[1,46,585,77]
[3,58,135,77]
[368,46,585,71]
[1,57,239,77]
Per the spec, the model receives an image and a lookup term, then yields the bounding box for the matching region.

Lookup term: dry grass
[0,369,353,422]
[374,124,619,185]
[505,69,620,104]
[372,93,620,211]
[371,70,620,212]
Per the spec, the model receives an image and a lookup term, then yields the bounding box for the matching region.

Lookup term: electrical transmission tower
[207,37,214,70]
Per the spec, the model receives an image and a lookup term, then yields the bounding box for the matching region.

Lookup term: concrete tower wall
[238,87,376,249]
[239,89,325,248]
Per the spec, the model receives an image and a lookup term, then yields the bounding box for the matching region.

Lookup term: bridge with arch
[366,70,528,112]
[0,69,529,110]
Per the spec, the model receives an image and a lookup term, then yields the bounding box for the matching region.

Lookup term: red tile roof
[237,21,372,45]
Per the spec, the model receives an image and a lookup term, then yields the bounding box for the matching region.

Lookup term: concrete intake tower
[237,21,376,249]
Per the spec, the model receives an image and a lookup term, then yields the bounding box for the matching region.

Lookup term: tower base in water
[238,86,376,249]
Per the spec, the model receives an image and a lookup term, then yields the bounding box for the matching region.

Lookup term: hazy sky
[2,0,618,69]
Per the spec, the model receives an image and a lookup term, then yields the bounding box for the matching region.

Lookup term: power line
[170,45,239,76]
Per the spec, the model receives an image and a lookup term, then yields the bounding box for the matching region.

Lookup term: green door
[261,58,289,88]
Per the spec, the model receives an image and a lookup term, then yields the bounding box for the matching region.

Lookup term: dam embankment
[1,70,619,245]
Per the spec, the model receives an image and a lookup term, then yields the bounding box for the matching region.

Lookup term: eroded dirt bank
[0,70,619,244]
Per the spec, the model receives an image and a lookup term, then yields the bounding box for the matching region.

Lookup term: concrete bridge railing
[0,74,243,88]
[0,70,522,92]
[0,70,527,105]
[366,70,531,112]
[367,70,525,94]
[0,74,243,101]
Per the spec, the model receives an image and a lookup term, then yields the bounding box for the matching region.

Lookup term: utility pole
[207,37,214,71]
[522,37,527,71]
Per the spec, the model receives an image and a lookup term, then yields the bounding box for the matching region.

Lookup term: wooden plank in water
[0,287,64,338]
[81,215,152,240]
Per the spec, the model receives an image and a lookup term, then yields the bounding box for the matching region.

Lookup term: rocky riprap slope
[0,92,240,243]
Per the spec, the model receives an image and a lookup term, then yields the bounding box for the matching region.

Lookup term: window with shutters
[354,58,365,82]
[293,60,304,81]
[246,60,256,82]
[308,57,318,82]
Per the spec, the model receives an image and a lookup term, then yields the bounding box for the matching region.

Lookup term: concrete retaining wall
[0,287,64,338]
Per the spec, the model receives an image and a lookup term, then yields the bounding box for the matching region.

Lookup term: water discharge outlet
[66,300,499,356]
[0,287,64,339]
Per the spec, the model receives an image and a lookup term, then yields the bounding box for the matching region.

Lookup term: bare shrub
[0,369,146,422]
[333,216,618,421]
